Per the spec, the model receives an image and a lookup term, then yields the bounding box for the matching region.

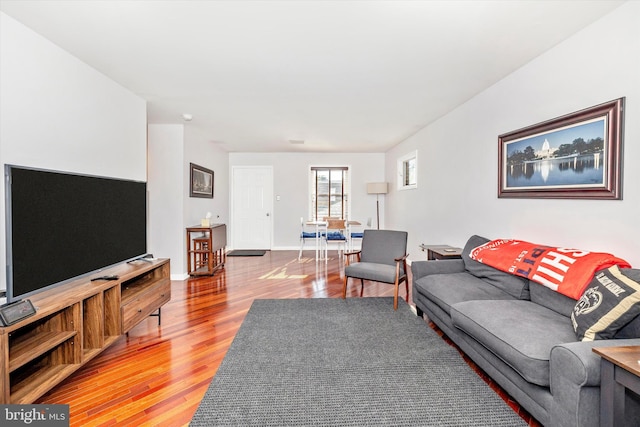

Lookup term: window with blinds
[310,167,349,221]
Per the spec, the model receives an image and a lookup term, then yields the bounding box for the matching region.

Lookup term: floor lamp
[367,182,388,230]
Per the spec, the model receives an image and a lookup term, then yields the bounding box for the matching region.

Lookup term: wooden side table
[419,244,463,260]
[186,224,227,276]
[593,345,640,427]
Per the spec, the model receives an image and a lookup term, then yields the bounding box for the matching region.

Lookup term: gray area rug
[191,298,526,426]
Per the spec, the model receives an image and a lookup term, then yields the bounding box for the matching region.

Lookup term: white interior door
[231,166,273,249]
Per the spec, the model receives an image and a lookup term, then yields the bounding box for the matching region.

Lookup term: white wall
[386,1,640,266]
[229,152,385,249]
[148,124,229,278]
[148,124,185,277]
[5,2,636,286]
[183,126,229,228]
[0,12,147,291]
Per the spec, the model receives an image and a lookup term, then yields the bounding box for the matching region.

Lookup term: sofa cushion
[345,262,405,284]
[451,300,577,387]
[461,235,530,300]
[572,266,640,341]
[615,314,640,338]
[414,272,516,316]
[529,280,575,317]
[615,268,640,339]
[467,238,631,300]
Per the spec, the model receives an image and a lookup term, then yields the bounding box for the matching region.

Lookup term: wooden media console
[0,258,170,404]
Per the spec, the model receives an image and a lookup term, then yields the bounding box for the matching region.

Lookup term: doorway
[231,166,273,249]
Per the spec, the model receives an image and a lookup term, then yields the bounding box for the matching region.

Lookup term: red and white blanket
[470,239,631,300]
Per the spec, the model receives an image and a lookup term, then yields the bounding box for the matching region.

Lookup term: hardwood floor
[36,250,540,426]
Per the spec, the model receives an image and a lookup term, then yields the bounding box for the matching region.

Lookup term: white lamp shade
[367,182,388,194]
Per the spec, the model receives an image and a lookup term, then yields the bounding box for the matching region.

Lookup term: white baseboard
[171,273,189,281]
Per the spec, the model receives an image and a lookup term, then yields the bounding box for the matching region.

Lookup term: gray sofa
[412,235,640,427]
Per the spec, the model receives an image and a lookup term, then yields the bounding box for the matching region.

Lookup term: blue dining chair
[299,217,328,260]
[348,217,371,251]
[323,218,347,259]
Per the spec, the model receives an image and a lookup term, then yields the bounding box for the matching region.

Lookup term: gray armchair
[342,229,409,310]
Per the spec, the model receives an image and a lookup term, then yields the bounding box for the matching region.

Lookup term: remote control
[91,275,119,281]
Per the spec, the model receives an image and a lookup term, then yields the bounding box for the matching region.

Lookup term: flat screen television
[4,165,147,303]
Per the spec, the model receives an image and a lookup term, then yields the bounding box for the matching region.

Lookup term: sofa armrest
[550,338,640,390]
[411,259,465,282]
[550,339,640,427]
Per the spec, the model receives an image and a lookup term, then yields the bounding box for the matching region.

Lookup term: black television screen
[5,165,147,303]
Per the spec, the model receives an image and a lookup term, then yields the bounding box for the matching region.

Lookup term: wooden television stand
[0,258,170,404]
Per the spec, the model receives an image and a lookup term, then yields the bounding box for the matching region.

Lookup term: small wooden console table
[593,345,640,427]
[186,224,227,276]
[419,244,463,260]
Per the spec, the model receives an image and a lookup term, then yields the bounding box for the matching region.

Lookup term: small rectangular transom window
[397,150,417,190]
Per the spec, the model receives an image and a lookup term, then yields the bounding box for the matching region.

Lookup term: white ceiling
[0,1,625,153]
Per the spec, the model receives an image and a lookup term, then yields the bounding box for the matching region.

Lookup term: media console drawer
[121,279,171,333]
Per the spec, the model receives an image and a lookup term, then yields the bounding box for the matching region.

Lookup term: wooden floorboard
[36,250,540,426]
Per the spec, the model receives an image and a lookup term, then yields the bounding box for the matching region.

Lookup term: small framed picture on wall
[190,163,214,198]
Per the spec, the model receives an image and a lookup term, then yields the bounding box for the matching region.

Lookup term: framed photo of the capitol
[498,98,624,199]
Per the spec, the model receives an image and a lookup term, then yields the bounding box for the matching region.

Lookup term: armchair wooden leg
[405,279,409,302]
[342,276,348,299]
[393,280,399,310]
[360,279,364,297]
